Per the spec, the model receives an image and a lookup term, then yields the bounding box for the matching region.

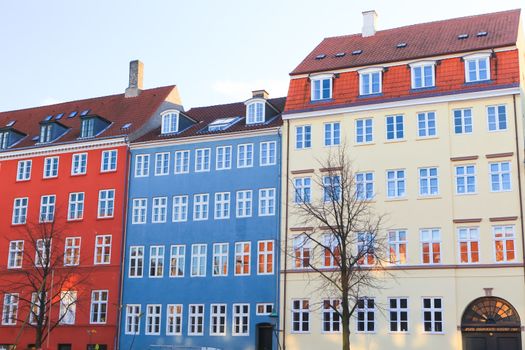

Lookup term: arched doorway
[461,297,522,350]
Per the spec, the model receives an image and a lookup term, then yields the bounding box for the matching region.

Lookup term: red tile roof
[137,97,285,143]
[291,9,521,75]
[0,85,177,150]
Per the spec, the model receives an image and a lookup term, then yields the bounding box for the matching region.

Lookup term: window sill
[67,218,84,222]
[384,139,407,144]
[417,196,441,200]
[96,216,115,220]
[358,93,383,99]
[385,197,408,202]
[354,142,375,147]
[410,86,436,93]
[464,79,493,86]
[43,176,58,180]
[100,170,118,174]
[71,173,87,177]
[416,136,439,141]
[309,98,333,104]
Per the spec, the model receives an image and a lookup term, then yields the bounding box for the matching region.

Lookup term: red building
[0,61,181,350]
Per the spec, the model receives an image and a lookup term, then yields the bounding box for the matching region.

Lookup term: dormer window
[310,75,332,101]
[464,53,490,83]
[410,61,436,89]
[0,131,9,149]
[40,124,53,143]
[359,68,382,96]
[247,102,264,124]
[80,118,95,138]
[161,111,179,134]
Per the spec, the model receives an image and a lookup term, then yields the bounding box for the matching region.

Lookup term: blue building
[119,90,284,350]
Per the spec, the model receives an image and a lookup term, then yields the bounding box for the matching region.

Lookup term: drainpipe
[282,119,291,350]
[512,95,525,284]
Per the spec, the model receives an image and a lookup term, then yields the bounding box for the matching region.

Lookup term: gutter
[281,119,291,349]
[512,94,525,284]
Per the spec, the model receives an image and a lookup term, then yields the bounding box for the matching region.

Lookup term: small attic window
[80,118,95,138]
[315,54,326,60]
[477,31,488,37]
[55,113,64,120]
[247,102,265,124]
[43,115,53,122]
[6,120,16,127]
[0,131,9,149]
[32,136,39,142]
[121,123,132,130]
[352,50,363,55]
[458,34,469,39]
[208,117,239,132]
[39,124,53,143]
[68,111,77,118]
[396,42,407,48]
[161,111,179,134]
[80,109,90,116]
[335,52,346,58]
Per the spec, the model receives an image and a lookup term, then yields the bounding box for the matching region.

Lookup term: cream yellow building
[279,9,525,350]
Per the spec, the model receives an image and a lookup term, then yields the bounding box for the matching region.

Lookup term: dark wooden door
[257,324,273,350]
[464,332,521,350]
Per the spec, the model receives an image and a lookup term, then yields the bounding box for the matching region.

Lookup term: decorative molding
[289,227,314,232]
[450,155,479,162]
[453,218,482,224]
[489,216,518,222]
[486,152,514,159]
[291,169,315,175]
[319,167,343,173]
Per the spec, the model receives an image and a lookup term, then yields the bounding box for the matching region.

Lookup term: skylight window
[315,54,326,60]
[458,34,469,39]
[32,136,39,141]
[55,113,64,120]
[43,115,53,122]
[335,52,346,58]
[121,123,132,130]
[68,111,77,118]
[352,50,363,55]
[208,117,238,132]
[476,31,488,37]
[6,120,15,127]
[396,42,407,48]
[80,109,90,116]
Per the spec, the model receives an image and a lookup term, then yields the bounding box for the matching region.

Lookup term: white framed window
[422,297,443,333]
[232,304,250,336]
[64,237,81,266]
[291,299,310,333]
[493,225,515,262]
[487,105,507,131]
[386,170,406,198]
[256,303,273,316]
[35,238,51,267]
[210,304,227,336]
[212,243,228,277]
[237,144,254,168]
[324,122,340,146]
[80,118,95,138]
[101,150,117,172]
[152,197,168,223]
[128,246,144,278]
[72,153,88,176]
[132,198,147,224]
[195,148,211,172]
[311,75,332,101]
[169,245,185,278]
[420,228,441,264]
[356,172,374,200]
[2,293,19,325]
[464,53,490,83]
[417,112,437,137]
[295,125,311,149]
[59,291,77,325]
[257,240,274,275]
[234,242,251,276]
[294,177,311,204]
[12,197,28,225]
[236,190,253,218]
[419,167,439,196]
[146,304,162,335]
[260,141,277,166]
[293,235,311,269]
[388,298,408,332]
[355,118,373,144]
[323,234,340,268]
[161,111,179,134]
[94,235,112,265]
[172,195,188,222]
[166,304,183,335]
[39,195,56,222]
[214,192,230,219]
[216,146,232,170]
[455,165,476,194]
[490,161,511,192]
[191,244,207,277]
[359,68,382,95]
[411,62,435,89]
[174,150,190,174]
[188,304,204,335]
[388,230,407,265]
[247,101,265,124]
[125,304,141,335]
[453,108,473,134]
[29,292,42,325]
[43,156,59,178]
[258,188,276,216]
[68,192,85,220]
[193,193,209,221]
[98,189,115,218]
[8,240,24,269]
[16,160,32,181]
[386,115,404,140]
[356,298,375,333]
[322,299,341,333]
[458,227,479,264]
[154,152,170,176]
[134,154,149,177]
[149,245,164,278]
[323,175,341,202]
[90,290,108,324]
[357,232,375,266]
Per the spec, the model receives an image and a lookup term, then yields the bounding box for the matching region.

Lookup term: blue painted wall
[119,131,281,350]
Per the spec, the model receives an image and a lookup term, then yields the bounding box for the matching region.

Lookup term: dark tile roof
[291,9,521,75]
[136,97,285,143]
[0,85,176,150]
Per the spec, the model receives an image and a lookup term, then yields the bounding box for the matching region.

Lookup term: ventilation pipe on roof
[252,89,269,99]
[125,60,144,98]
[362,10,378,37]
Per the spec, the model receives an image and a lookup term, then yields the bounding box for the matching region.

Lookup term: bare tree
[0,218,88,349]
[289,147,388,350]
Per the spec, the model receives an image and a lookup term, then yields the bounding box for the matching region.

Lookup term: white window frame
[67,192,85,221]
[322,299,341,334]
[172,195,188,222]
[214,192,231,220]
[191,244,207,277]
[188,304,204,336]
[420,228,441,265]
[453,108,473,134]
[216,145,232,170]
[359,68,382,95]
[386,170,406,198]
[234,241,251,276]
[39,195,56,223]
[232,303,250,336]
[16,160,32,181]
[237,143,254,168]
[493,225,516,262]
[295,125,312,149]
[236,190,253,218]
[418,167,439,196]
[291,299,310,333]
[310,74,333,101]
[193,193,209,221]
[258,188,276,216]
[212,243,228,277]
[174,150,190,174]
[256,303,274,316]
[169,245,185,278]
[294,177,311,204]
[487,104,508,132]
[125,304,141,335]
[12,197,28,225]
[355,118,373,144]
[71,153,88,176]
[422,297,444,334]
[355,172,374,200]
[161,111,179,134]
[195,148,211,172]
[149,245,165,278]
[43,156,59,179]
[145,304,162,335]
[134,154,149,177]
[356,298,375,333]
[2,293,19,325]
[128,246,144,278]
[154,152,170,176]
[64,237,81,266]
[455,164,477,195]
[464,53,491,83]
[410,61,436,89]
[98,189,115,218]
[388,297,409,332]
[59,291,77,325]
[152,196,168,223]
[388,230,407,265]
[490,161,511,192]
[458,227,480,264]
[417,111,437,138]
[260,141,277,166]
[89,290,108,324]
[324,122,341,147]
[8,240,24,269]
[100,149,118,172]
[246,101,265,124]
[94,235,112,265]
[385,115,404,141]
[210,303,227,336]
[166,304,183,335]
[132,198,147,224]
[257,240,274,275]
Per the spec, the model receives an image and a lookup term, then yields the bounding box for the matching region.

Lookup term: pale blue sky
[0,0,523,112]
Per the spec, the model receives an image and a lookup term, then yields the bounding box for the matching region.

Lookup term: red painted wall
[284,50,520,112]
[0,144,128,350]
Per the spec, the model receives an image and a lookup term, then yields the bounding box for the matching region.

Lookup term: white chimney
[362,10,378,37]
[125,60,144,98]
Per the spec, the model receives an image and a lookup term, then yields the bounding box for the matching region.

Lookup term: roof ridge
[187,96,286,113]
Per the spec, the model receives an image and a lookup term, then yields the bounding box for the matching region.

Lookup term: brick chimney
[252,89,269,99]
[125,60,144,98]
[362,10,378,37]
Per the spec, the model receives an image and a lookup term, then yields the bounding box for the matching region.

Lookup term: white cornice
[282,87,521,120]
